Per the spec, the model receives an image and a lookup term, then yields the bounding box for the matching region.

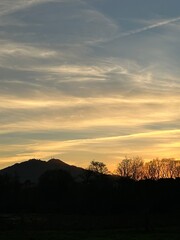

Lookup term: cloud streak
[120,16,180,37]
[0,1,180,169]
[0,0,62,16]
[1,129,179,169]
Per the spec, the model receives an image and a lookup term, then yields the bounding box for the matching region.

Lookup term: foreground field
[0,229,179,240]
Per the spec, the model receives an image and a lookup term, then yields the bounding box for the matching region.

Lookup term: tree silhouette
[88,161,109,174]
[116,157,133,178]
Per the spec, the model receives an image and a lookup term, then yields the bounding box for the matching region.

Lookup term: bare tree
[131,156,144,180]
[117,156,144,180]
[116,157,133,178]
[176,164,180,178]
[146,158,162,180]
[162,158,179,178]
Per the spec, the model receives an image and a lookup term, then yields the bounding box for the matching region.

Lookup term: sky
[0,0,180,171]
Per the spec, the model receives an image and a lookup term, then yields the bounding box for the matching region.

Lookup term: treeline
[87,157,180,180]
[115,157,180,180]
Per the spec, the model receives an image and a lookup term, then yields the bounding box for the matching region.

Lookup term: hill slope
[0,158,85,183]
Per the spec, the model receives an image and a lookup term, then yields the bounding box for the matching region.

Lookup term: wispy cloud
[1,129,179,168]
[0,0,61,16]
[120,16,180,37]
[0,0,180,169]
[0,40,57,58]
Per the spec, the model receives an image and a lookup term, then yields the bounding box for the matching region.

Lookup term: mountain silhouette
[0,158,85,183]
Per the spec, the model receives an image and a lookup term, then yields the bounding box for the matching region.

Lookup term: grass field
[0,229,179,240]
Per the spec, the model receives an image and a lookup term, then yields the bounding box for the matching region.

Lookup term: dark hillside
[0,158,85,183]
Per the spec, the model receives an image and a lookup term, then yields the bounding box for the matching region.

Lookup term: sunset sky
[0,0,180,170]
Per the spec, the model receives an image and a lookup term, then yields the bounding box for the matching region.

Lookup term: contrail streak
[120,16,180,37]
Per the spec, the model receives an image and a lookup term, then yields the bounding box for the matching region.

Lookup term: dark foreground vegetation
[0,228,180,240]
[0,158,179,239]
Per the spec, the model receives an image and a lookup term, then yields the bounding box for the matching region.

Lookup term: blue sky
[0,0,180,170]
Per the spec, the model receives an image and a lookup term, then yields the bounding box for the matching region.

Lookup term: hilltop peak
[0,158,84,183]
[48,158,68,165]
